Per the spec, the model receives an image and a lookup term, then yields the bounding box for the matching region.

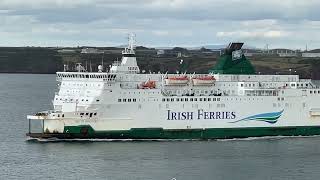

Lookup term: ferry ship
[27,36,320,139]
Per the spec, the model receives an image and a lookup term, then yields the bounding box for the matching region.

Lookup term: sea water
[1,74,320,180]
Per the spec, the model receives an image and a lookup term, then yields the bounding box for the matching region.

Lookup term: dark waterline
[1,74,320,180]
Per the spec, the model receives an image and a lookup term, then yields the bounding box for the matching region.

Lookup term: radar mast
[122,33,136,55]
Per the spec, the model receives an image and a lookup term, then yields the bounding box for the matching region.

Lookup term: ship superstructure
[27,36,320,139]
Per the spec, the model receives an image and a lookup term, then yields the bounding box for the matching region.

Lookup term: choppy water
[1,74,320,180]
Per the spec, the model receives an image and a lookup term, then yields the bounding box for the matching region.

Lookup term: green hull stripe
[55,125,320,139]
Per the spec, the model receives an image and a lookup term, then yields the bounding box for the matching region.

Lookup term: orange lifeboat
[192,75,215,85]
[140,80,156,89]
[165,75,189,85]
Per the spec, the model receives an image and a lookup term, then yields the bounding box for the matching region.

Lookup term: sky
[0,0,320,49]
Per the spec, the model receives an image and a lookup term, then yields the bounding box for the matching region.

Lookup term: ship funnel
[225,42,244,55]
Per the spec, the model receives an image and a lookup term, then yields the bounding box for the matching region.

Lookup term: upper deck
[56,71,301,83]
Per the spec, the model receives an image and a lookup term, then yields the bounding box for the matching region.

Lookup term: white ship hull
[27,72,320,139]
[26,40,320,139]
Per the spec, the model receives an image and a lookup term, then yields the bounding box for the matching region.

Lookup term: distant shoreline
[0,72,55,75]
[0,46,319,79]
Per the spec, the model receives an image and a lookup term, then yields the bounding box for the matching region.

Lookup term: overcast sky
[0,0,319,49]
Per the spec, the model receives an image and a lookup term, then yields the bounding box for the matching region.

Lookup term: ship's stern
[26,111,65,139]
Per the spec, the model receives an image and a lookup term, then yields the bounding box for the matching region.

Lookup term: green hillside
[0,47,319,80]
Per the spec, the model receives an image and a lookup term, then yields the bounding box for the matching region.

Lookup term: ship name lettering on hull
[167,109,236,120]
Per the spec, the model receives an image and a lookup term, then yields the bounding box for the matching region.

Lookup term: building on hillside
[302,53,320,58]
[278,52,299,57]
[58,49,76,53]
[156,50,165,55]
[263,49,300,57]
[81,48,104,54]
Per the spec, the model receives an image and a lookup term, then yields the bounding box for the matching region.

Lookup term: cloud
[0,0,319,48]
[0,0,95,9]
[216,30,291,38]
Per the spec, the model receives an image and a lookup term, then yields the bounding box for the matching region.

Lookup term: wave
[26,135,320,143]
[216,135,320,142]
[26,137,201,143]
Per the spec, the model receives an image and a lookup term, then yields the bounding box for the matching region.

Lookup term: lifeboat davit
[192,75,215,85]
[165,75,189,85]
[140,80,156,89]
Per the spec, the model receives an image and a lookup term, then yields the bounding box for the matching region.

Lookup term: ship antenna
[123,33,136,54]
[128,33,136,51]
[101,52,104,72]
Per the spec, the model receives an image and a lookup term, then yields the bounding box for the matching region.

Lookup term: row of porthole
[52,114,64,118]
[165,103,226,108]
[297,84,309,87]
[162,97,265,102]
[62,83,102,86]
[79,112,97,118]
[121,91,160,95]
[310,90,320,94]
[58,74,116,79]
[55,98,100,102]
[162,97,221,102]
[118,99,137,103]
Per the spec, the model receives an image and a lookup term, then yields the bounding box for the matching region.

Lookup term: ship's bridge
[109,34,140,74]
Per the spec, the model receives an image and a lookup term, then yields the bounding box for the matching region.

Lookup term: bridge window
[118,99,121,102]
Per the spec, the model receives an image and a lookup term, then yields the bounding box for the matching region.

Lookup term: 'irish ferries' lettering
[167,109,236,120]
